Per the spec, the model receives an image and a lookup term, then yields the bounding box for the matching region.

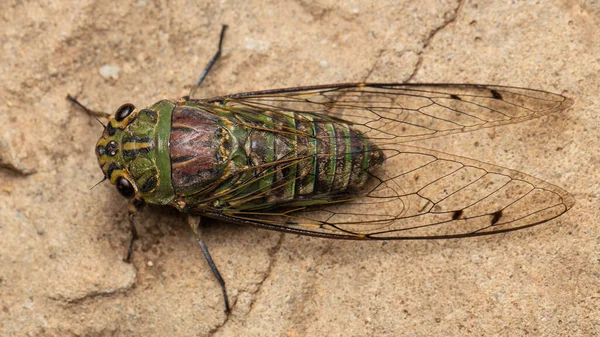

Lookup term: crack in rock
[0,137,37,175]
[207,233,285,336]
[247,233,285,313]
[407,0,464,82]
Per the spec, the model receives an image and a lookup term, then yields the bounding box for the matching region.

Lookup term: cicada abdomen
[168,100,385,213]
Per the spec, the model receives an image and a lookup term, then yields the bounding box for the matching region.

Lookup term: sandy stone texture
[1,0,598,336]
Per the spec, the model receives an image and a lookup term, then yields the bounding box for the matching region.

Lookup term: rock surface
[1,1,598,336]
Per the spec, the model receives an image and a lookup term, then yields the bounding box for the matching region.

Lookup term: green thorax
[177,102,323,212]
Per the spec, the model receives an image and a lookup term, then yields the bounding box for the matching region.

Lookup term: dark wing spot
[450,94,462,100]
[491,210,503,225]
[490,90,503,100]
[452,209,464,220]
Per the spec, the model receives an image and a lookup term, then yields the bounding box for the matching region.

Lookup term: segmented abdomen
[233,110,385,209]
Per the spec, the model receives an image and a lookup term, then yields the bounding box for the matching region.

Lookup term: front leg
[124,199,145,262]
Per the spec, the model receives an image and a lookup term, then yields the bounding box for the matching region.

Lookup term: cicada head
[95,100,176,206]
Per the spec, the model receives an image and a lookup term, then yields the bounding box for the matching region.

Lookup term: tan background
[1,0,598,336]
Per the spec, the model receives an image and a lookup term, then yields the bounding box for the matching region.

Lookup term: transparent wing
[206,83,573,144]
[195,83,574,239]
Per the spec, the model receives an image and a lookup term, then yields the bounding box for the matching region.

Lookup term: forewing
[197,83,573,239]
[206,83,573,144]
[203,144,574,239]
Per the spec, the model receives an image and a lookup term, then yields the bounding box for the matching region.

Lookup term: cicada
[69,26,574,312]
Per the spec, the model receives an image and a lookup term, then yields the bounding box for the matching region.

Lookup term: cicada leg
[124,199,144,262]
[188,24,228,99]
[188,215,231,313]
[124,212,138,262]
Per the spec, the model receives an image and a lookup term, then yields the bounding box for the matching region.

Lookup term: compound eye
[115,103,135,121]
[116,176,135,198]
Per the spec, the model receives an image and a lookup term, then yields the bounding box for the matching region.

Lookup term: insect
[69,25,574,313]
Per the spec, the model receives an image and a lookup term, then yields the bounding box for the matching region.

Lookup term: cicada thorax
[168,105,231,196]
[170,101,385,212]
